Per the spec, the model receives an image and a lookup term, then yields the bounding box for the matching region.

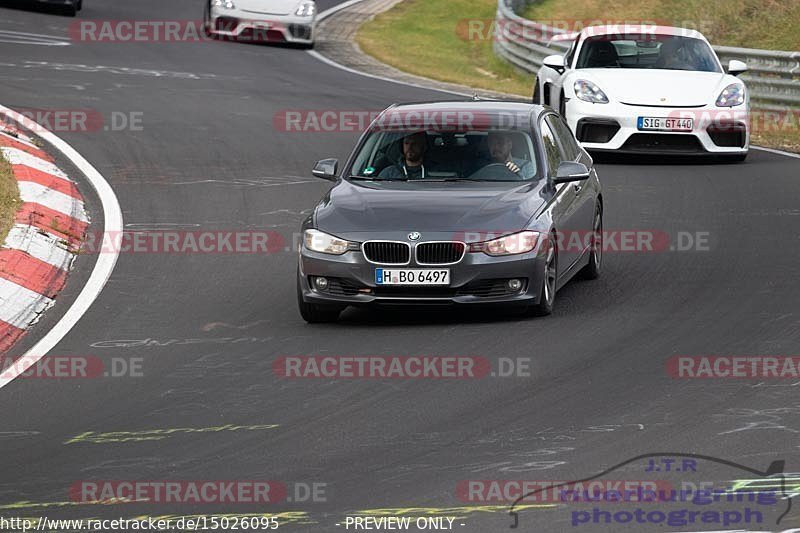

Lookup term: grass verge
[356,0,533,97]
[0,151,20,244]
[522,0,800,50]
[751,128,800,154]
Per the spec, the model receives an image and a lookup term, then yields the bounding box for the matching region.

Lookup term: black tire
[203,1,215,37]
[62,3,77,16]
[76,0,82,10]
[296,274,344,323]
[558,92,566,118]
[532,81,541,104]
[530,233,557,317]
[579,201,602,280]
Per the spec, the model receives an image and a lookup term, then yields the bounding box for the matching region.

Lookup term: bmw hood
[314,180,547,241]
[576,69,735,107]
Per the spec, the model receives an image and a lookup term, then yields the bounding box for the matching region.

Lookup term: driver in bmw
[485,130,535,179]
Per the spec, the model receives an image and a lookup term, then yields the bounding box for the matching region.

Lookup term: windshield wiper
[348,176,407,181]
[422,178,483,182]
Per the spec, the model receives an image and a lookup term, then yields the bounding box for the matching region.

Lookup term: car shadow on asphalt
[207,35,311,51]
[332,278,603,327]
[337,305,533,326]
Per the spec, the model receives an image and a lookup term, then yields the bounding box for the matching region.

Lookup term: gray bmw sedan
[297,101,602,322]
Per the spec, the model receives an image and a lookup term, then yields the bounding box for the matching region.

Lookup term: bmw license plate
[638,117,694,131]
[375,269,450,286]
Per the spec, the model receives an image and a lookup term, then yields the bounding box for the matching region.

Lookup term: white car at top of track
[534,25,750,161]
[203,0,317,48]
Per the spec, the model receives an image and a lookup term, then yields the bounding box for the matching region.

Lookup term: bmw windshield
[347,109,542,182]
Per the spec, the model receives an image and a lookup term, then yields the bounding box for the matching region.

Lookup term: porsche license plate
[638,117,694,131]
[375,269,450,286]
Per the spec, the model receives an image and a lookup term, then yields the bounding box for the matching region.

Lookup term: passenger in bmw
[485,131,536,180]
[378,131,429,179]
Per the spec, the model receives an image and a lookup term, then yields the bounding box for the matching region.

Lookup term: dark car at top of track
[297,101,603,323]
[30,0,82,16]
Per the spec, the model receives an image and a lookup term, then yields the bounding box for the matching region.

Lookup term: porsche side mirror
[312,158,338,181]
[543,54,566,74]
[727,59,748,76]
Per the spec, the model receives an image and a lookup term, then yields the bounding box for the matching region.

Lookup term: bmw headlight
[211,0,236,9]
[574,80,609,104]
[470,231,540,256]
[304,229,351,255]
[716,83,745,107]
[295,1,316,16]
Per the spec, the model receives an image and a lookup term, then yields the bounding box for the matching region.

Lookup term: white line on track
[307,0,468,97]
[752,145,800,160]
[0,30,71,47]
[0,104,123,390]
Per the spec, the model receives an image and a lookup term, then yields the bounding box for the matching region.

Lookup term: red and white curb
[0,104,122,389]
[0,126,88,353]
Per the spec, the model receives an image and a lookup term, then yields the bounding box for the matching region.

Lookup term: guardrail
[494,0,800,108]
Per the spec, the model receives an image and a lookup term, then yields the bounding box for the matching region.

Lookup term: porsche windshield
[576,34,722,72]
[349,128,541,182]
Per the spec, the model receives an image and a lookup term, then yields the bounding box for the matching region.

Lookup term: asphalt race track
[1,0,800,532]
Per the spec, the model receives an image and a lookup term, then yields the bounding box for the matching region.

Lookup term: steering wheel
[467,163,522,181]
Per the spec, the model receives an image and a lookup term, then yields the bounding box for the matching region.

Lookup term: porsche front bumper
[207,7,315,44]
[566,99,750,155]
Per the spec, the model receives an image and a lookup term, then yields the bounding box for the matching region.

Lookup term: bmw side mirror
[312,158,338,181]
[543,54,566,74]
[553,161,590,183]
[727,59,748,76]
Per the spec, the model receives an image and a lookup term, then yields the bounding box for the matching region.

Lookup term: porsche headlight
[304,229,351,255]
[574,79,609,104]
[716,83,745,107]
[211,0,236,9]
[470,231,540,256]
[295,1,316,16]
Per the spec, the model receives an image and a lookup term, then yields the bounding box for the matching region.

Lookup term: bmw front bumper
[298,234,548,308]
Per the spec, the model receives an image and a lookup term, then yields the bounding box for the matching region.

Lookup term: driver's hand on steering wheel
[505,161,521,174]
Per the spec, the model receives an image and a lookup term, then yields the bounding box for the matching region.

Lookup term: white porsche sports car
[534,25,750,160]
[204,0,317,48]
